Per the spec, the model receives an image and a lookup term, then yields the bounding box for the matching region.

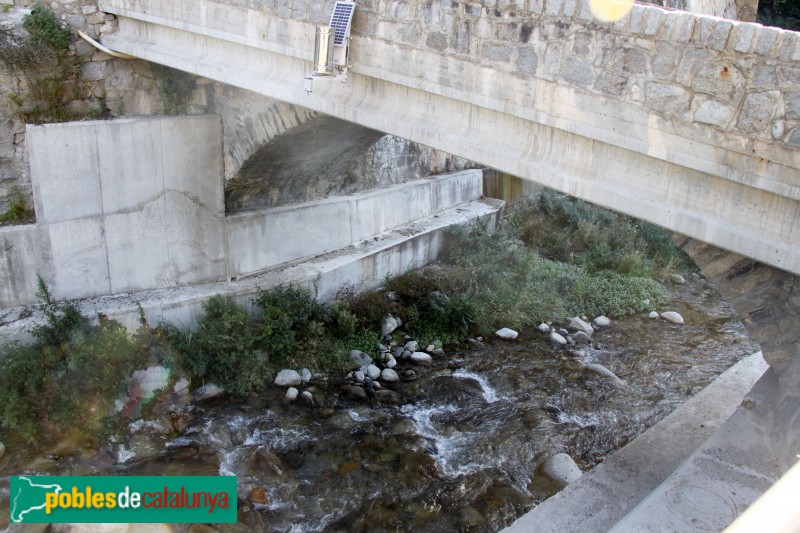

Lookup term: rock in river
[285,387,299,402]
[381,368,400,382]
[593,315,611,328]
[540,453,583,488]
[410,352,433,365]
[550,331,568,346]
[275,369,302,387]
[661,311,685,325]
[495,327,519,340]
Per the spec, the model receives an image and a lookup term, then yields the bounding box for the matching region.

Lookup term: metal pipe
[76,30,137,60]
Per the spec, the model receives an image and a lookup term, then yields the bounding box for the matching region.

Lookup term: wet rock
[249,486,270,505]
[301,391,314,405]
[394,347,404,358]
[402,370,418,381]
[468,338,485,348]
[586,364,626,387]
[573,331,591,344]
[495,327,519,340]
[649,311,660,318]
[300,368,312,383]
[386,355,397,369]
[537,322,551,333]
[567,336,575,346]
[285,387,299,402]
[661,311,685,325]
[382,315,400,337]
[173,377,191,394]
[351,350,373,368]
[192,383,224,402]
[460,505,487,529]
[374,390,401,404]
[344,385,367,401]
[540,453,582,488]
[550,331,568,346]
[253,448,285,478]
[410,352,433,365]
[381,368,400,382]
[378,343,390,353]
[404,340,419,353]
[568,317,594,336]
[426,344,436,352]
[275,369,302,387]
[669,273,686,284]
[432,348,447,357]
[354,370,365,383]
[367,364,382,380]
[593,315,611,328]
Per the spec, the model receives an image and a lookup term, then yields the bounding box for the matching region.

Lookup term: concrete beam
[99,5,800,276]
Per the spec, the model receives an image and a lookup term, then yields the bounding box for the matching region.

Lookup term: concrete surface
[503,351,769,533]
[100,0,800,275]
[0,198,504,346]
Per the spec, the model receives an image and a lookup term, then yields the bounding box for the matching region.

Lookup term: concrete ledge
[224,170,482,279]
[0,198,503,348]
[503,351,769,533]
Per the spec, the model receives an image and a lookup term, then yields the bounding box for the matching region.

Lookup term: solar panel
[329,1,355,47]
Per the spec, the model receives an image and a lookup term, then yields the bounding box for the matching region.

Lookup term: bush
[0,187,35,225]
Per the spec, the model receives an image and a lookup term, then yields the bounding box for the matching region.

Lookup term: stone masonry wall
[211,0,800,151]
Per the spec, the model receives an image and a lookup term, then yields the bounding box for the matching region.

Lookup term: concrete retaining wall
[1,115,484,308]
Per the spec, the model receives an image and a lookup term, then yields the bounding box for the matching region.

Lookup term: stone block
[785,92,800,120]
[563,0,579,17]
[560,58,593,88]
[595,72,628,96]
[693,99,734,128]
[645,82,690,116]
[676,46,710,86]
[544,0,564,16]
[668,12,696,43]
[779,66,800,87]
[643,9,664,36]
[652,42,679,78]
[691,63,745,105]
[517,47,538,75]
[482,43,512,62]
[696,18,732,51]
[425,31,448,51]
[750,64,778,89]
[542,43,562,81]
[733,23,757,53]
[737,91,781,134]
[614,47,648,75]
[755,27,781,56]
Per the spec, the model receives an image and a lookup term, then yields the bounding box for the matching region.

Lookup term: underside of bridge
[225,115,475,211]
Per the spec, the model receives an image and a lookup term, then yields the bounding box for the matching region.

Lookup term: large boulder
[274,369,302,387]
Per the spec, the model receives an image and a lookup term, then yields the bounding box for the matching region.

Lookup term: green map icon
[10,476,63,523]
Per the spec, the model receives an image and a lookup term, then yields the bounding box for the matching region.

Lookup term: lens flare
[589,0,634,22]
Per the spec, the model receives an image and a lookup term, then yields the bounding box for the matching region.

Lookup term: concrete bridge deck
[98,0,800,276]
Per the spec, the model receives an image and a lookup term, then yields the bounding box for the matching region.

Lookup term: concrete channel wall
[0,115,484,308]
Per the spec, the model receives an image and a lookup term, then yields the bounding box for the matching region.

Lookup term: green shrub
[0,187,35,225]
[31,276,88,348]
[253,285,326,363]
[23,6,72,52]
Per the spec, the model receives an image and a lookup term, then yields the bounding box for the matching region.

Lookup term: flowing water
[0,276,760,532]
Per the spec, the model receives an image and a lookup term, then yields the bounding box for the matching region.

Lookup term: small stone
[586,364,626,387]
[300,391,314,405]
[350,350,373,368]
[495,327,519,340]
[381,368,400,382]
[661,311,685,324]
[192,383,224,402]
[249,487,270,505]
[367,364,381,380]
[285,387,299,402]
[550,331,568,346]
[274,369,302,387]
[386,356,397,369]
[537,323,551,333]
[649,311,660,318]
[401,350,412,360]
[410,352,433,365]
[573,331,592,344]
[593,316,611,328]
[378,343,389,353]
[432,348,446,357]
[401,370,418,381]
[344,385,367,400]
[354,370,365,383]
[300,368,312,383]
[404,341,419,353]
[540,453,583,488]
[381,315,400,337]
[567,336,575,346]
[173,378,191,393]
[468,338,485,348]
[568,317,594,336]
[394,347,404,358]
[426,344,435,352]
[669,274,686,284]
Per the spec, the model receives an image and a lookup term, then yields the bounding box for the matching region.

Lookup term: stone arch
[224,114,476,212]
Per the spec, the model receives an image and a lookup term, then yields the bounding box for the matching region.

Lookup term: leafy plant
[0,187,35,225]
[759,0,800,31]
[22,6,73,52]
